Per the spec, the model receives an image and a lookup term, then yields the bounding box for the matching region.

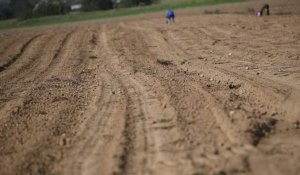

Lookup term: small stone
[228,53,232,56]
[60,134,67,146]
[229,110,235,117]
[200,74,204,77]
[209,78,213,81]
[246,66,249,70]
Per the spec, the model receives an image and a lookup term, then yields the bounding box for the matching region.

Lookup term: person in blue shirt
[166,9,175,24]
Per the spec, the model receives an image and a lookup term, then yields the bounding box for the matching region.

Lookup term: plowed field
[0,3,300,175]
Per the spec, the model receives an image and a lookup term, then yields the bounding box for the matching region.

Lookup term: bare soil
[0,1,300,175]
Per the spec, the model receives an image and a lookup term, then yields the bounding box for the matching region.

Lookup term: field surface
[0,1,300,175]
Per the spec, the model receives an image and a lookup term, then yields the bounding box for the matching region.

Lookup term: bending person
[166,9,175,24]
[260,4,270,16]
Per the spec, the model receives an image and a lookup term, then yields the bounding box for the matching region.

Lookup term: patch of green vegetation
[0,0,245,31]
[133,64,140,73]
[180,59,188,65]
[158,118,172,123]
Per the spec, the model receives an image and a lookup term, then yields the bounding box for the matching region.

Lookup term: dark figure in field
[260,4,270,16]
[166,9,175,24]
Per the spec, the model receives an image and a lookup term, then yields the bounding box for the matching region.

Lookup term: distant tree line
[0,0,156,20]
[0,0,69,20]
[81,0,113,11]
[81,0,154,11]
[0,1,13,19]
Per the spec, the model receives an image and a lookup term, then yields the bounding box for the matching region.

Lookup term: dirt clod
[229,82,241,89]
[157,59,173,66]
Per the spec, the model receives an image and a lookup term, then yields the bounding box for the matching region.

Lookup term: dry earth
[0,1,300,175]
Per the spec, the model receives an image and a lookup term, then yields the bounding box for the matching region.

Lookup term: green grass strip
[0,0,245,31]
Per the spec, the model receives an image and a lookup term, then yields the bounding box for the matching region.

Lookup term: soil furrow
[154,25,281,145]
[106,21,299,174]
[46,31,74,72]
[0,34,41,72]
[100,27,185,175]
[107,24,241,175]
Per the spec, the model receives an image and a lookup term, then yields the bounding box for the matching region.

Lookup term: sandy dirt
[0,0,300,175]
